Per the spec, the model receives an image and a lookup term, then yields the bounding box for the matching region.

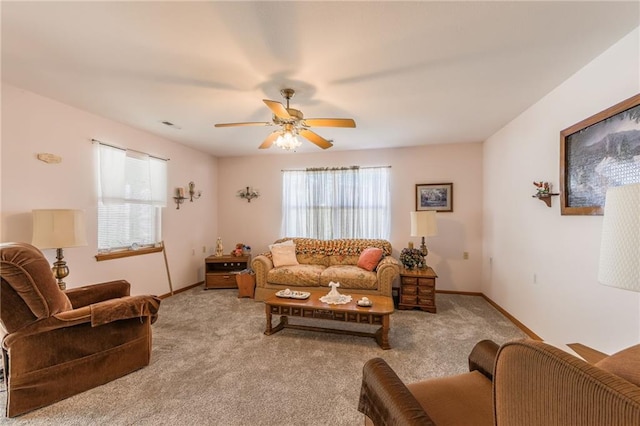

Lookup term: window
[96,143,167,252]
[281,166,390,239]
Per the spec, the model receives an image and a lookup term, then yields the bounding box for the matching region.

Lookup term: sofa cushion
[358,247,384,271]
[407,370,493,426]
[270,240,299,268]
[595,344,640,386]
[267,264,325,287]
[320,265,378,290]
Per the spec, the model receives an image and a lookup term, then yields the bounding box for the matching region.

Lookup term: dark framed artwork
[560,93,640,215]
[416,183,453,212]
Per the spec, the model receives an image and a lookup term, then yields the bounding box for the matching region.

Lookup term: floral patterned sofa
[251,238,400,301]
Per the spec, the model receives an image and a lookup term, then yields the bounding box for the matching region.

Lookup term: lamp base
[52,248,69,290]
[419,237,429,268]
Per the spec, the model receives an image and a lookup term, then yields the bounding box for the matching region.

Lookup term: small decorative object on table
[215,237,224,257]
[232,243,244,256]
[320,281,352,304]
[400,247,424,269]
[275,288,310,299]
[357,296,373,307]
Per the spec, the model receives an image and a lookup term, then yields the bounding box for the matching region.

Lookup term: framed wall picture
[560,93,640,215]
[416,183,453,212]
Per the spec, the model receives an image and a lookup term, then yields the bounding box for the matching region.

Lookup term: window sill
[95,246,163,262]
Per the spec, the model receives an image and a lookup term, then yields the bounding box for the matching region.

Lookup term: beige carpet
[1,286,526,425]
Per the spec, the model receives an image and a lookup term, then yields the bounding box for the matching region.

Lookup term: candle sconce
[188,181,202,202]
[238,186,260,203]
[173,182,202,209]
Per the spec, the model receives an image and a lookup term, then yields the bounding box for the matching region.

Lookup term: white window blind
[96,143,167,251]
[281,166,390,239]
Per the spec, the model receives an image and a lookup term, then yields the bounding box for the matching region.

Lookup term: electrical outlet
[463,251,469,260]
[533,273,537,284]
[191,248,195,255]
[202,246,206,253]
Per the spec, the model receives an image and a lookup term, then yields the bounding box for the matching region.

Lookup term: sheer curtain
[281,166,390,239]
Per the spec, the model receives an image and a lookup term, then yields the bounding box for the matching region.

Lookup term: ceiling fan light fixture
[214,88,355,150]
[275,131,302,151]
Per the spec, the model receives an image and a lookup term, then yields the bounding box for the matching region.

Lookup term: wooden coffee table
[264,290,394,349]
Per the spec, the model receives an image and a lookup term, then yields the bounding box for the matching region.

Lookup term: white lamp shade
[32,209,88,249]
[598,184,640,292]
[410,211,438,237]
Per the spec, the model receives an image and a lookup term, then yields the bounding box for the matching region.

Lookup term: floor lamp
[598,183,640,339]
[598,183,640,291]
[32,209,88,290]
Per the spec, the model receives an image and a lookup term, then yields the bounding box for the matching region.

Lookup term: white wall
[1,83,219,296]
[218,143,484,292]
[483,28,640,352]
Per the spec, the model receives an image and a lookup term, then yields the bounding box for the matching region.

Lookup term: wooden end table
[264,291,394,349]
[204,255,250,289]
[398,266,437,313]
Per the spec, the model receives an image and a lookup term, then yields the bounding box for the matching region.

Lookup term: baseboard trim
[159,281,203,299]
[436,290,542,341]
[159,285,541,340]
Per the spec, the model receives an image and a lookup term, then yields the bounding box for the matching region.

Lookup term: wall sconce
[173,187,187,209]
[238,186,260,203]
[173,182,202,209]
[188,181,202,202]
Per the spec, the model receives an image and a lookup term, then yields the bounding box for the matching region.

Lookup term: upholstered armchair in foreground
[359,339,640,425]
[0,242,161,417]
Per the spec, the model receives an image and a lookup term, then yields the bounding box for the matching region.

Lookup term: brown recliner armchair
[0,242,161,417]
[359,339,640,425]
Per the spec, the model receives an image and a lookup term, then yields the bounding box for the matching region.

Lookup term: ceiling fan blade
[299,129,333,149]
[258,132,280,149]
[263,100,291,119]
[303,118,356,128]
[214,122,271,127]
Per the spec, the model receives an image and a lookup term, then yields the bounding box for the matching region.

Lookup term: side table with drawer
[398,266,437,313]
[204,255,251,289]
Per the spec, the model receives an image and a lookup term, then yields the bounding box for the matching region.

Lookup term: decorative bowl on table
[276,289,310,299]
[357,297,373,307]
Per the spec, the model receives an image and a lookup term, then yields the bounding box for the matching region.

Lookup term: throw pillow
[357,247,384,271]
[595,344,640,386]
[270,240,299,268]
[269,239,294,251]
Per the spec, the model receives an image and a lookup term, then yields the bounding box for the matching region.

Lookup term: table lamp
[32,209,88,290]
[410,211,438,267]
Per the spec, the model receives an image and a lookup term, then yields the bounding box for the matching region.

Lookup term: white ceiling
[2,1,639,157]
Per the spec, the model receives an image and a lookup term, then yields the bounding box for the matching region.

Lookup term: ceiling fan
[214,88,356,150]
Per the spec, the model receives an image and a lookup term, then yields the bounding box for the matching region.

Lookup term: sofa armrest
[358,358,435,426]
[252,255,274,289]
[494,340,640,425]
[376,256,400,297]
[468,339,499,380]
[65,280,131,308]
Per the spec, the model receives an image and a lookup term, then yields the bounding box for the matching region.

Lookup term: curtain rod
[91,139,170,161]
[281,165,391,172]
